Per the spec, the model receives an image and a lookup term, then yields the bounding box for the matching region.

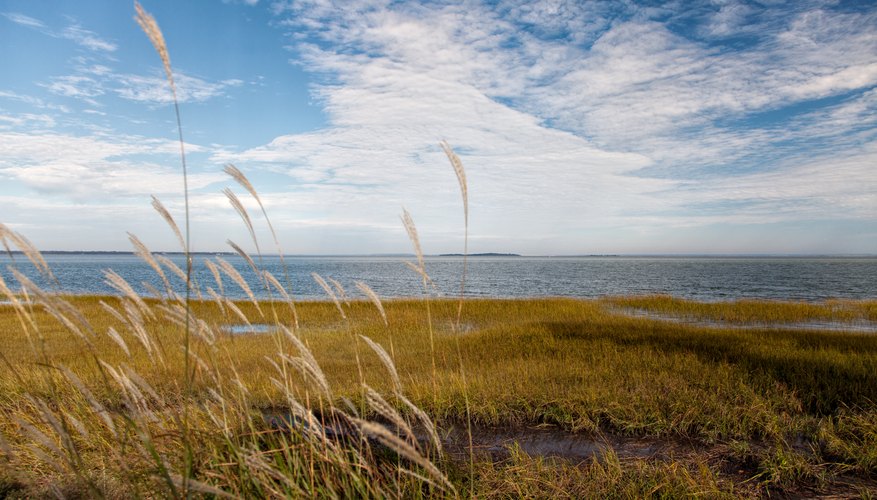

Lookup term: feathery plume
[355,281,387,326]
[312,272,346,319]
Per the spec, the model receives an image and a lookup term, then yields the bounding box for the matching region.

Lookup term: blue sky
[0,0,875,255]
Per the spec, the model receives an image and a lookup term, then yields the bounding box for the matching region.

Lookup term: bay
[1,253,875,302]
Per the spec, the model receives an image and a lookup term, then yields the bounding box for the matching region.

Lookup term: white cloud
[2,13,116,52]
[5,1,876,253]
[41,75,104,99]
[0,132,219,201]
[232,0,877,253]
[41,68,240,105]
[113,73,242,103]
[60,25,117,52]
[2,12,46,29]
[0,113,56,129]
[0,90,70,113]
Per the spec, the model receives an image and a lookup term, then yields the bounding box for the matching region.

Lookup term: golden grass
[1,294,876,496]
[1,4,873,497]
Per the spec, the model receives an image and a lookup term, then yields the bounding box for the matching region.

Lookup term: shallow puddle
[222,323,280,335]
[263,410,691,463]
[616,308,877,333]
[438,423,678,462]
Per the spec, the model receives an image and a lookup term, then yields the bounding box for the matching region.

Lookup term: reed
[0,3,874,498]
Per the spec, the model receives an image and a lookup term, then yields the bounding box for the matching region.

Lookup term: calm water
[1,254,875,302]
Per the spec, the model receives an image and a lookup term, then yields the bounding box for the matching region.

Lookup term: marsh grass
[605,294,877,324]
[2,292,877,496]
[0,3,875,498]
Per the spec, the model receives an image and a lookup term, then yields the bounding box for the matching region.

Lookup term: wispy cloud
[242,0,877,253]
[41,67,242,105]
[0,113,56,130]
[0,90,70,113]
[60,25,117,52]
[2,12,116,52]
[113,72,243,103]
[2,12,46,29]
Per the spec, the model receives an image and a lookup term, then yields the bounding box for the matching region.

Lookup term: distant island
[438,252,521,257]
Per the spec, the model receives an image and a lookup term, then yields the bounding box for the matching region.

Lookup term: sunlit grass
[2,295,876,496]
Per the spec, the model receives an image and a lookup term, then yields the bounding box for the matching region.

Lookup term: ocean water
[0,254,875,302]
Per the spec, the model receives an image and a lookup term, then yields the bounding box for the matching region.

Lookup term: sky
[0,0,875,255]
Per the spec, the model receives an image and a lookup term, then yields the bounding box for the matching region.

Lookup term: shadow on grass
[543,319,877,415]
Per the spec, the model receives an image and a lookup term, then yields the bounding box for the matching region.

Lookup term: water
[263,409,688,462]
[1,254,875,302]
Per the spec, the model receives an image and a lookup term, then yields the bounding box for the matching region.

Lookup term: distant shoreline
[2,251,875,258]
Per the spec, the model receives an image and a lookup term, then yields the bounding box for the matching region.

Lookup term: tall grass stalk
[401,208,439,406]
[442,140,476,493]
[135,2,196,490]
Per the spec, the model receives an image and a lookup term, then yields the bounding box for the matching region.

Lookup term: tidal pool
[222,323,280,335]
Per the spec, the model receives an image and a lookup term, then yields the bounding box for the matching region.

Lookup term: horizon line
[4,251,876,258]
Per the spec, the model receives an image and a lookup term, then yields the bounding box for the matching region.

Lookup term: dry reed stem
[0,274,39,350]
[100,298,159,362]
[354,281,388,326]
[354,419,455,494]
[227,239,259,276]
[401,208,425,275]
[150,196,186,252]
[327,277,350,306]
[441,140,467,221]
[12,269,92,343]
[359,335,401,393]
[0,224,55,282]
[311,272,346,320]
[215,256,262,316]
[0,428,15,461]
[441,140,469,329]
[222,297,251,327]
[104,269,154,319]
[15,415,64,467]
[223,188,259,253]
[204,259,225,295]
[60,366,117,438]
[0,223,58,284]
[128,232,173,295]
[224,164,299,329]
[398,210,437,399]
[105,326,132,357]
[396,392,442,459]
[205,286,227,315]
[363,385,417,446]
[135,3,174,93]
[154,254,201,300]
[263,270,291,303]
[281,326,331,398]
